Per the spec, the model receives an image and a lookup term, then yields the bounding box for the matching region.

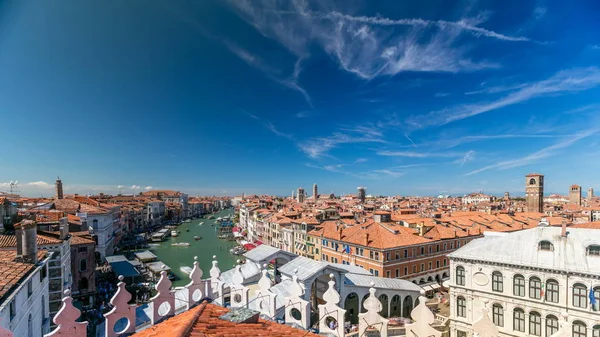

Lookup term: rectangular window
[457,331,466,337]
[412,265,416,273]
[9,301,15,320]
[428,246,432,254]
[386,252,390,261]
[404,249,408,258]
[412,248,416,256]
[529,278,542,299]
[404,267,408,275]
[436,244,440,252]
[374,270,379,276]
[420,263,424,272]
[374,252,379,261]
[529,314,541,336]
[370,268,374,274]
[450,243,454,249]
[395,269,399,278]
[443,243,447,251]
[492,272,503,292]
[420,247,424,255]
[573,285,587,308]
[428,262,432,270]
[456,297,466,317]
[492,305,503,327]
[322,254,326,260]
[370,251,374,259]
[386,270,391,278]
[513,310,525,332]
[457,241,461,248]
[28,281,33,297]
[395,252,399,260]
[436,260,440,269]
[456,267,465,286]
[545,281,559,303]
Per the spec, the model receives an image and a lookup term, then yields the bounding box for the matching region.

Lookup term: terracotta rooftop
[0,233,63,248]
[131,301,319,337]
[0,250,48,301]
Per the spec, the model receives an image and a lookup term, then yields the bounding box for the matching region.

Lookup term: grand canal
[142,208,239,287]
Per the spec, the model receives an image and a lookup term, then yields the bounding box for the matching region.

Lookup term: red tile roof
[132,301,319,337]
[0,250,48,301]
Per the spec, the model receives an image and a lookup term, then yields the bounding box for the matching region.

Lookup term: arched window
[513,308,525,332]
[492,271,503,292]
[529,178,536,185]
[513,274,525,297]
[529,277,542,299]
[79,259,87,272]
[92,219,98,229]
[456,266,465,286]
[594,287,600,312]
[492,304,503,327]
[539,240,553,251]
[587,245,600,256]
[456,296,466,318]
[545,279,559,303]
[529,311,541,336]
[546,315,559,337]
[592,324,600,337]
[573,283,588,308]
[573,321,587,337]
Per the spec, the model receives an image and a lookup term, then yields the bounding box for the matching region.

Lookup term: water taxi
[171,230,178,237]
[179,266,193,275]
[194,236,202,240]
[171,242,190,247]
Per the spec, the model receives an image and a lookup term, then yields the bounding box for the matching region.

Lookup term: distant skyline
[1,1,600,197]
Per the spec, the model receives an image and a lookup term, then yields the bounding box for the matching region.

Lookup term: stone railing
[36,257,477,337]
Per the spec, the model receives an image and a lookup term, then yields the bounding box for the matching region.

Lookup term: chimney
[365,233,370,245]
[338,227,343,240]
[561,218,568,237]
[16,220,38,264]
[418,222,426,236]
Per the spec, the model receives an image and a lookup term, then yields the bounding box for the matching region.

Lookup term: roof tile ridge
[181,300,209,337]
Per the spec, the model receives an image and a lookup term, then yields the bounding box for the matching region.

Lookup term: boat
[179,266,193,275]
[186,229,189,232]
[194,236,202,240]
[230,246,247,255]
[171,242,190,247]
[171,230,178,237]
[199,222,204,225]
[184,219,191,223]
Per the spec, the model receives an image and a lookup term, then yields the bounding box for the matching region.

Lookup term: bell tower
[525,173,544,213]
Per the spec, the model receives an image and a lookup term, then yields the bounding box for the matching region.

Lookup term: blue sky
[1,0,600,197]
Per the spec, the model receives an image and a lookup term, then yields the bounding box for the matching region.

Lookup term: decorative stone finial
[64,289,71,296]
[118,275,124,282]
[194,256,198,261]
[420,288,426,296]
[370,281,375,287]
[213,255,217,259]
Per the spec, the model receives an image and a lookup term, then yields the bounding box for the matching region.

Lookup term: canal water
[144,208,239,287]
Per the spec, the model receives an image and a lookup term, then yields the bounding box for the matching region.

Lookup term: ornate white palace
[448,223,600,337]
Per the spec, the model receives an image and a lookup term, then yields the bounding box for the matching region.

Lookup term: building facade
[526,173,544,213]
[448,225,600,337]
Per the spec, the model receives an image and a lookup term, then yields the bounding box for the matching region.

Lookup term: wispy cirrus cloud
[354,158,368,163]
[144,186,153,190]
[454,150,476,166]
[266,122,293,140]
[377,150,470,158]
[465,128,600,175]
[299,126,386,159]
[226,0,526,80]
[410,67,600,128]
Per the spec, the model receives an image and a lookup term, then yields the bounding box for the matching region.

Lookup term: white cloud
[226,1,517,80]
[117,185,125,189]
[354,158,368,163]
[299,126,386,158]
[465,128,600,175]
[372,169,404,178]
[454,150,476,166]
[533,7,547,19]
[131,185,142,190]
[266,122,293,139]
[144,186,153,190]
[0,182,11,188]
[411,67,600,128]
[377,150,467,158]
[27,181,53,189]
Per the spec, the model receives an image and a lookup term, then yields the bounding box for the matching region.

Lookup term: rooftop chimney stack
[561,218,568,238]
[16,220,38,264]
